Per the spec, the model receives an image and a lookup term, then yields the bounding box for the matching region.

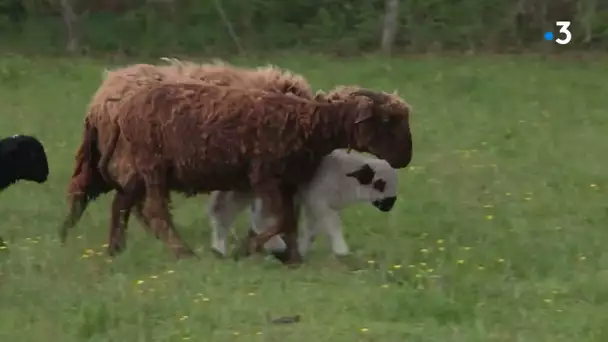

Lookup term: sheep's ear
[354,101,374,124]
[372,179,387,192]
[345,164,375,185]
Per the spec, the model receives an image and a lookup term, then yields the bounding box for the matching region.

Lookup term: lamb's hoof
[211,249,227,259]
[335,254,364,271]
[232,240,252,261]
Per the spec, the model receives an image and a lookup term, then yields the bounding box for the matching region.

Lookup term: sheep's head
[337,87,413,169]
[1,135,49,184]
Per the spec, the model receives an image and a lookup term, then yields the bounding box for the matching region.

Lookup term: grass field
[0,53,607,341]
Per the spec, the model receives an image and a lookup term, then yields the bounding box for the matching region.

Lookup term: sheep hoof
[58,226,69,244]
[174,247,197,260]
[282,252,303,267]
[107,243,124,257]
[284,260,303,269]
[270,250,290,263]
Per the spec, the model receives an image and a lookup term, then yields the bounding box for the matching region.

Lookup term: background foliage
[1,0,607,56]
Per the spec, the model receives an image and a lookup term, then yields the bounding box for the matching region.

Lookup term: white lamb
[207,149,398,259]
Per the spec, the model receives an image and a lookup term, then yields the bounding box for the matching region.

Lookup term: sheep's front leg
[207,191,252,257]
[236,184,302,266]
[107,176,145,256]
[249,197,288,255]
[141,180,195,259]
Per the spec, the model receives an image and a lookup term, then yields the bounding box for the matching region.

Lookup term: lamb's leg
[142,184,195,259]
[324,212,350,256]
[207,191,252,257]
[297,209,315,257]
[312,207,349,256]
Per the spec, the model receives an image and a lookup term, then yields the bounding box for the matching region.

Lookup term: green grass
[1,53,607,341]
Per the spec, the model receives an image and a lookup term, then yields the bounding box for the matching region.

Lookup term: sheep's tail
[97,118,123,193]
[61,117,105,242]
[66,117,98,195]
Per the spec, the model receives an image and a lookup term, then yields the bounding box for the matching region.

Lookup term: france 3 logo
[544,21,572,45]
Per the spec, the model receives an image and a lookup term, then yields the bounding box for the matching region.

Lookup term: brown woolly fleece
[98,81,412,262]
[60,59,314,243]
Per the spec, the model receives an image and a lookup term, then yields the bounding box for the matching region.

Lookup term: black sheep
[0,134,49,191]
[0,134,48,248]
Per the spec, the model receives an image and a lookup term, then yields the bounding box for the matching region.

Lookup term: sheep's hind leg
[60,172,112,243]
[142,184,196,259]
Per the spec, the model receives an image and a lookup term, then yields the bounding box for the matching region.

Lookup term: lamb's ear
[345,164,375,185]
[372,179,387,192]
[354,100,374,124]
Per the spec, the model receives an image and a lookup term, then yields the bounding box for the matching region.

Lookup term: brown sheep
[59,59,314,243]
[97,81,413,264]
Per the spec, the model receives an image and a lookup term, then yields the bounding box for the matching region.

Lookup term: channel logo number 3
[555,21,572,45]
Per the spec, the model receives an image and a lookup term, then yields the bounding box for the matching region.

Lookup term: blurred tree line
[0,0,606,56]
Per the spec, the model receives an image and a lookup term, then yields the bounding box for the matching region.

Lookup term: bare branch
[212,0,244,55]
[381,0,400,54]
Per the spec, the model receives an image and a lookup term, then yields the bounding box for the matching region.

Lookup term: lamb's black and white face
[345,162,398,212]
